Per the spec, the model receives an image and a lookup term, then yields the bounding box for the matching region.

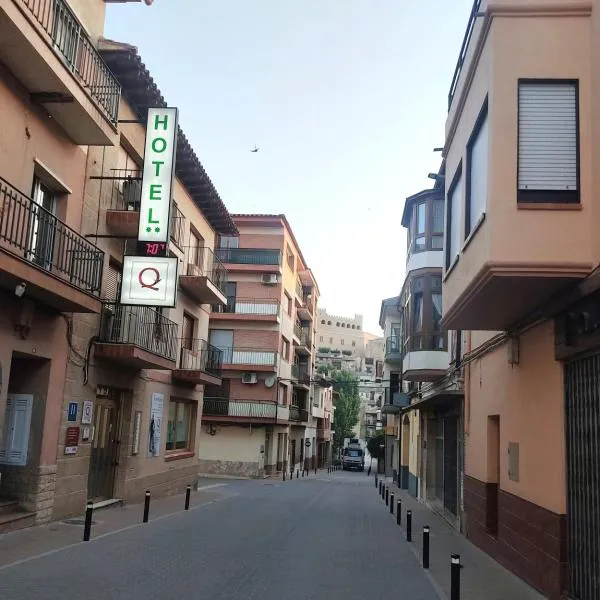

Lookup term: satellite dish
[264,375,276,388]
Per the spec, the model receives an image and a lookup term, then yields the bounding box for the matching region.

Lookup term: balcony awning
[401,389,463,414]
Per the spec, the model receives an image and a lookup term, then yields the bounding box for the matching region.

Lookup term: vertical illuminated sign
[137,107,179,244]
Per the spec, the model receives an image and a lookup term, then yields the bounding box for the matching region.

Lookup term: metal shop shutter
[518,82,577,191]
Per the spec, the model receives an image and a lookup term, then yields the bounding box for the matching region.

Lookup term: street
[1,472,440,600]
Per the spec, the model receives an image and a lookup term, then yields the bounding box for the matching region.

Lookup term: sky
[105,0,475,335]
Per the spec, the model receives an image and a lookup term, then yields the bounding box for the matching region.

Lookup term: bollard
[297,469,299,479]
[451,554,461,600]
[385,487,389,506]
[396,499,401,526]
[375,474,378,487]
[83,501,93,541]
[379,480,382,495]
[283,470,286,481]
[390,493,394,515]
[423,526,430,568]
[406,509,412,542]
[302,469,305,477]
[143,490,151,523]
[315,465,317,475]
[184,485,191,510]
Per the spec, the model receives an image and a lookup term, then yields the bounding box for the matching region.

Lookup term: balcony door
[28,178,56,270]
[209,329,233,364]
[180,313,196,369]
[189,231,204,276]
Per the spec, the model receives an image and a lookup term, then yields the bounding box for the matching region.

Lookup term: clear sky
[105,0,474,334]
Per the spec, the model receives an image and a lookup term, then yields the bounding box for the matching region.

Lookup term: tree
[317,364,329,376]
[367,432,386,474]
[331,370,360,454]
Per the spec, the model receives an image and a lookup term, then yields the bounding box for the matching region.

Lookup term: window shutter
[105,262,122,301]
[448,173,463,265]
[518,82,577,191]
[467,108,489,232]
[0,394,33,466]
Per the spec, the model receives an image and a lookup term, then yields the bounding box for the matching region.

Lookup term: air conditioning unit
[242,372,258,384]
[261,273,278,285]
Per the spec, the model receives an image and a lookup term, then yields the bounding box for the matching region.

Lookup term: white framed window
[0,394,33,466]
[466,99,489,237]
[445,165,463,269]
[518,80,579,203]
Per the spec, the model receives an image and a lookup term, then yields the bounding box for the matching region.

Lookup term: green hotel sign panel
[138,107,179,243]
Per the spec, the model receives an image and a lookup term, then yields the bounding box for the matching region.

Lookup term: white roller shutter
[518,82,578,191]
[0,394,33,466]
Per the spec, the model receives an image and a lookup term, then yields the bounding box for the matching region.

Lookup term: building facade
[198,214,325,478]
[0,0,144,529]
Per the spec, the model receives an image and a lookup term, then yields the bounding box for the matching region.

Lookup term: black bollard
[375,474,378,488]
[390,493,394,514]
[379,480,382,495]
[302,469,305,477]
[297,469,299,479]
[423,526,430,569]
[451,554,461,600]
[385,487,389,506]
[283,470,286,481]
[406,509,412,542]
[143,490,151,523]
[396,499,401,526]
[185,485,191,510]
[83,501,93,541]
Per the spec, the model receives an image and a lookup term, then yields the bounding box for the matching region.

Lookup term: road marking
[197,483,229,491]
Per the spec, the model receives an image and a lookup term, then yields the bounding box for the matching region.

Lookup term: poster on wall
[148,392,164,457]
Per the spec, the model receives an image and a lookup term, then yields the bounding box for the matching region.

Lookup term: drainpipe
[464,331,472,436]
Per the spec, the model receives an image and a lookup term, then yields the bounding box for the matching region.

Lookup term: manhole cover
[62,518,98,526]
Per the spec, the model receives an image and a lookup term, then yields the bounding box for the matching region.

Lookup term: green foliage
[367,432,386,459]
[318,347,331,353]
[341,350,352,356]
[317,364,329,376]
[330,370,360,453]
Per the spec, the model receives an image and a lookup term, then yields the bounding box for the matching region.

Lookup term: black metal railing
[98,303,178,361]
[448,0,483,110]
[212,297,280,316]
[289,406,309,422]
[170,203,185,248]
[97,169,142,211]
[215,347,278,366]
[404,333,447,353]
[185,247,228,294]
[215,247,281,265]
[294,320,302,339]
[179,339,223,377]
[292,363,310,383]
[0,176,103,294]
[385,336,402,356]
[22,0,121,123]
[203,398,277,420]
[295,278,303,299]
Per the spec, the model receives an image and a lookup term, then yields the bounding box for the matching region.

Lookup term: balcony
[289,405,309,423]
[218,347,278,372]
[294,326,311,356]
[298,287,314,320]
[402,334,449,382]
[172,339,223,386]
[0,176,103,312]
[211,297,280,322]
[215,248,281,272]
[295,278,303,302]
[179,247,228,306]
[292,363,310,389]
[202,398,277,423]
[95,303,178,369]
[385,336,402,364]
[0,0,120,144]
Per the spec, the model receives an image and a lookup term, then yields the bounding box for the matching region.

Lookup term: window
[189,231,204,272]
[321,319,325,324]
[30,177,56,269]
[282,337,290,361]
[414,202,426,251]
[466,100,489,237]
[219,236,239,248]
[209,329,233,363]
[341,339,344,345]
[352,341,356,347]
[285,292,292,316]
[329,337,333,343]
[412,293,423,333]
[518,80,579,203]
[286,245,295,270]
[432,200,444,249]
[182,313,195,350]
[432,293,442,330]
[170,201,185,248]
[166,400,193,451]
[446,165,463,269]
[319,336,323,342]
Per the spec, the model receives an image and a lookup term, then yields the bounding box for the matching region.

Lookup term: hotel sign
[120,255,178,307]
[138,107,179,244]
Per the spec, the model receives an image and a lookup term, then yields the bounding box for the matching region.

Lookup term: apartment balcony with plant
[0,0,120,145]
[95,303,178,369]
[442,0,593,331]
[0,175,104,313]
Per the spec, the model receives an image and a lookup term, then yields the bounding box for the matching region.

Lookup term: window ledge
[517,203,582,211]
[463,212,486,252]
[165,451,195,462]
[443,255,459,282]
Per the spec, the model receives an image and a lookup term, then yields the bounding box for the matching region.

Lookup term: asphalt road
[1,472,441,600]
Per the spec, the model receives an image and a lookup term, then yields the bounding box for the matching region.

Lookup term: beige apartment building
[439,1,600,598]
[198,215,330,477]
[0,0,148,530]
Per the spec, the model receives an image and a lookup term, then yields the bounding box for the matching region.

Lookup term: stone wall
[198,459,262,479]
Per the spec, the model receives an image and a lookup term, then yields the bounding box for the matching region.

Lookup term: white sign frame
[138,107,179,243]
[119,255,178,307]
[81,400,94,425]
[148,392,164,457]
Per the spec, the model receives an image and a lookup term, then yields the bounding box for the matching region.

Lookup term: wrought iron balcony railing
[0,176,104,295]
[216,347,278,367]
[295,278,303,299]
[184,246,228,294]
[289,406,309,422]
[178,339,223,377]
[385,336,402,357]
[98,303,178,362]
[292,363,310,383]
[22,0,121,123]
[203,398,277,420]
[215,247,281,266]
[212,297,280,316]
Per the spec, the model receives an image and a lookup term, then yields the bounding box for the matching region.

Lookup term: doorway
[29,177,56,269]
[87,393,121,500]
[486,415,500,536]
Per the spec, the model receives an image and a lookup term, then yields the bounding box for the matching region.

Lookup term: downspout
[464,331,472,436]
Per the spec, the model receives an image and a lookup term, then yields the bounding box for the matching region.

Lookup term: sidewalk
[378,477,545,600]
[0,482,234,568]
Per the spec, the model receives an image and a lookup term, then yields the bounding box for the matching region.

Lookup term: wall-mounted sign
[81,400,94,425]
[67,402,78,422]
[65,426,80,455]
[148,392,164,457]
[138,107,179,244]
[119,255,178,307]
